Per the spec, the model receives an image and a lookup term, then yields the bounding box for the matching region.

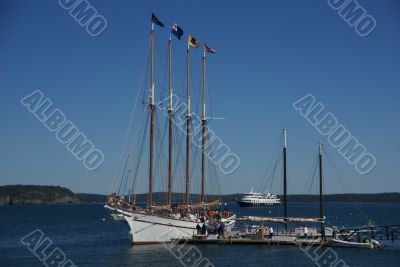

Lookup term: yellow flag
[188,34,200,48]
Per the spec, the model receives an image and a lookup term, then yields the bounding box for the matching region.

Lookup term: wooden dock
[172,237,329,246]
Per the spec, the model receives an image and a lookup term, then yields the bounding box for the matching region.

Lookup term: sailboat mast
[185,44,191,206]
[283,128,288,232]
[319,143,325,238]
[167,35,173,205]
[148,24,155,209]
[201,50,207,203]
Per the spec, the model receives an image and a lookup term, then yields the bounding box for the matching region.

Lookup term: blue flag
[151,13,164,27]
[171,23,184,40]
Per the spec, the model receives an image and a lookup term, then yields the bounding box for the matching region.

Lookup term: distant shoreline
[76,192,400,204]
[1,185,400,206]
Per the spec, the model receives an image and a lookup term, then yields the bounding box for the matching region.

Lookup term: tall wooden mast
[283,128,288,232]
[167,35,173,205]
[319,143,325,238]
[185,43,191,206]
[148,23,155,208]
[201,50,207,203]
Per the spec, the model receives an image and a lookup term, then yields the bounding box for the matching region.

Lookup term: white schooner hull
[125,213,199,245]
[105,205,235,245]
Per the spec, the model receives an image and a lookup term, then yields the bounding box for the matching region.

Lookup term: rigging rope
[117,155,129,196]
[129,108,150,196]
[325,150,369,221]
[287,129,319,145]
[110,36,151,193]
[259,132,284,194]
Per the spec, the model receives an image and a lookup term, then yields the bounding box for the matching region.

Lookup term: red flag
[203,43,216,54]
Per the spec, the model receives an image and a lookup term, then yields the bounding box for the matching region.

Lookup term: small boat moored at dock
[331,238,384,249]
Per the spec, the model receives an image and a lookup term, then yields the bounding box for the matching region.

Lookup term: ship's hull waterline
[236,201,281,207]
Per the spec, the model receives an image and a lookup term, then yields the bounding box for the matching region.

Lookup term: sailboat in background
[105,13,235,245]
[237,129,327,237]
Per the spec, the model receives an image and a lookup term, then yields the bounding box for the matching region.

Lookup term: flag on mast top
[151,13,164,27]
[171,23,184,40]
[188,35,200,48]
[204,43,216,54]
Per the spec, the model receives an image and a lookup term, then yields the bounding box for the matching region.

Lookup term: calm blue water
[1,203,400,266]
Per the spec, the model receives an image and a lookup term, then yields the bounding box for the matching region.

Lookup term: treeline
[1,185,399,205]
[284,193,400,203]
[78,192,400,204]
[0,185,79,205]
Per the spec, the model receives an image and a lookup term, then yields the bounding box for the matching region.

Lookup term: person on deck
[218,223,225,238]
[129,201,136,211]
[321,230,326,240]
[207,210,213,217]
[304,226,309,238]
[196,224,201,235]
[332,226,338,239]
[269,226,274,238]
[201,223,207,235]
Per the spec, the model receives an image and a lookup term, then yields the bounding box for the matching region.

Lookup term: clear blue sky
[1,0,399,194]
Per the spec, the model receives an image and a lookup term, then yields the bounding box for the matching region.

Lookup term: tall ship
[236,189,280,207]
[105,13,235,245]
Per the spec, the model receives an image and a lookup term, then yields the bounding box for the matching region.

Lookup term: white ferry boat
[236,189,281,207]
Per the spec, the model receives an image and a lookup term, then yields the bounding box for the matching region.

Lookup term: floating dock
[173,235,329,247]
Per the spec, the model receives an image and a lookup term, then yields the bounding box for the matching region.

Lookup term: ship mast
[167,35,173,206]
[283,128,288,232]
[148,23,155,209]
[319,143,325,239]
[185,42,191,206]
[201,50,207,203]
